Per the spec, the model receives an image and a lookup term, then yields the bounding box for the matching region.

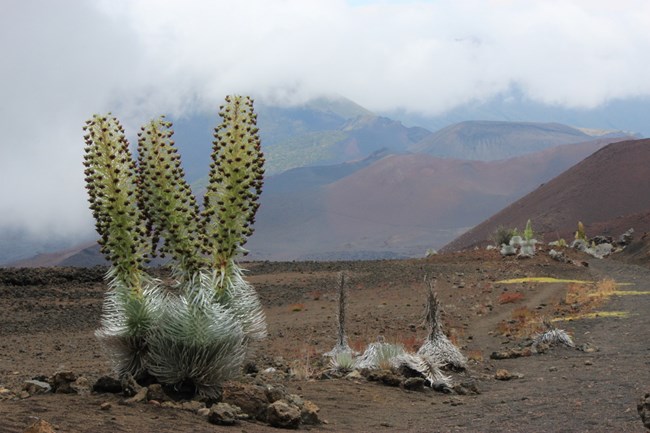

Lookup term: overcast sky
[2,0,650,245]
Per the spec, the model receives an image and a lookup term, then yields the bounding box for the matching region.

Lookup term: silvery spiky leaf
[417,339,467,371]
[329,351,356,373]
[419,278,467,370]
[532,327,575,349]
[95,270,164,377]
[518,239,537,258]
[207,267,267,343]
[146,288,246,398]
[509,235,523,248]
[354,341,406,370]
[391,353,452,389]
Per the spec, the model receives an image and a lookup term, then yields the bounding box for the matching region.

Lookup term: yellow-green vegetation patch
[496,277,592,284]
[588,290,650,297]
[497,277,634,285]
[551,311,631,322]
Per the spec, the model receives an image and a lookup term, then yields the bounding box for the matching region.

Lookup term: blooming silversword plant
[83,95,266,397]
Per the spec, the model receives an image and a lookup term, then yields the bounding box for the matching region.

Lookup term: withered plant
[416,276,467,370]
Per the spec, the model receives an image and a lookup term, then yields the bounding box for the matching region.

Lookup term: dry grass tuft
[498,291,524,304]
[289,303,305,312]
[497,306,545,338]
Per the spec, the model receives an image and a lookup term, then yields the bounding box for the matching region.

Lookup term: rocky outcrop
[638,393,650,430]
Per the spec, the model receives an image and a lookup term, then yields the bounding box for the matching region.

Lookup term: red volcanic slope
[324,137,629,254]
[442,139,650,251]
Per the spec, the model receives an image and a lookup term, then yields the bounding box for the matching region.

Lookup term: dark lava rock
[51,371,77,394]
[146,384,169,402]
[208,402,239,426]
[223,382,270,422]
[638,392,650,430]
[402,377,426,391]
[367,369,402,387]
[93,376,122,394]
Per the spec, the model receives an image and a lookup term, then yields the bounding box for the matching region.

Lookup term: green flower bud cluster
[203,95,265,274]
[136,117,206,277]
[83,114,148,292]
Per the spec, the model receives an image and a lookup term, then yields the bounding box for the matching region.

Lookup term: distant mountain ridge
[171,96,426,180]
[410,121,629,160]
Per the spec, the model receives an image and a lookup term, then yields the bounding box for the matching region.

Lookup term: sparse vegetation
[498,291,524,304]
[416,277,467,370]
[324,272,354,357]
[575,221,587,241]
[532,321,575,349]
[492,226,518,246]
[497,306,545,338]
[83,95,266,397]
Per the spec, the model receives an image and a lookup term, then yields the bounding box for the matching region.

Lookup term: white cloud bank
[2,0,650,245]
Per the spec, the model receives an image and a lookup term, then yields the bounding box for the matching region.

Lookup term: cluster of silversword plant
[83,95,266,398]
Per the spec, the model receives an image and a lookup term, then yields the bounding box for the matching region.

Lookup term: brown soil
[1,247,649,432]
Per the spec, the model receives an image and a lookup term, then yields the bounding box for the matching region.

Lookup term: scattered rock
[223,382,270,421]
[584,360,593,366]
[23,419,55,433]
[93,376,122,394]
[23,380,51,395]
[100,402,111,411]
[577,343,599,353]
[549,249,570,263]
[367,369,402,387]
[124,386,148,404]
[146,384,168,402]
[618,228,634,246]
[197,407,210,417]
[267,400,302,429]
[71,376,91,395]
[265,384,288,403]
[495,369,523,381]
[490,348,532,359]
[345,370,363,380]
[402,377,426,391]
[638,393,650,430]
[453,380,480,395]
[0,386,13,399]
[300,400,321,425]
[180,400,206,413]
[532,342,550,354]
[209,402,239,426]
[120,373,141,397]
[51,371,77,394]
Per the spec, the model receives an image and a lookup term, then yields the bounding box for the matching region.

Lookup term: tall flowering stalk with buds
[83,96,266,397]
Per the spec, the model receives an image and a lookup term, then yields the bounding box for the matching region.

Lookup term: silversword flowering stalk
[83,96,266,397]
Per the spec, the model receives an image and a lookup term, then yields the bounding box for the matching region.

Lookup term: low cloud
[2,0,650,246]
